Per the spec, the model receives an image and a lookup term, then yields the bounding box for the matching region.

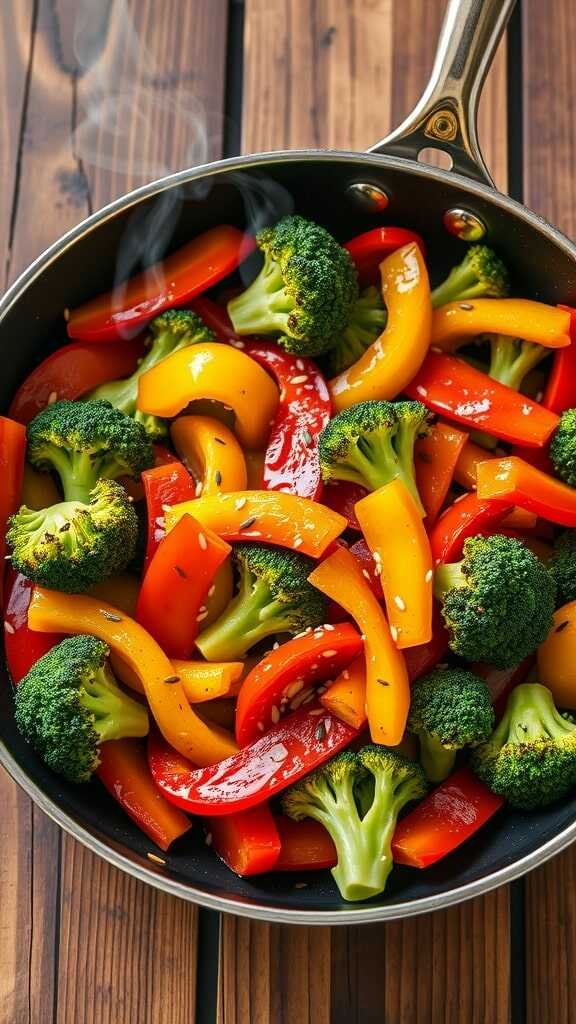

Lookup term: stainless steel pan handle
[369,0,516,186]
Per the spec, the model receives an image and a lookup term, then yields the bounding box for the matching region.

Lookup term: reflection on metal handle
[369,0,516,185]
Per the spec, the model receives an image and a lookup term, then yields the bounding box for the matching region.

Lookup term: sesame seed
[205,832,213,846]
[362,569,371,580]
[234,497,247,511]
[308,708,323,716]
[293,537,303,548]
[208,584,216,598]
[147,852,166,865]
[196,610,209,623]
[164,674,181,684]
[390,625,398,642]
[322,649,337,658]
[263,663,272,672]
[4,621,15,635]
[272,641,280,650]
[294,882,308,889]
[302,692,316,705]
[285,680,304,700]
[296,359,305,370]
[47,390,58,405]
[416,385,428,398]
[239,515,257,530]
[290,375,308,384]
[342,669,350,680]
[393,595,406,612]
[195,480,203,497]
[257,721,265,732]
[323,623,335,631]
[425,569,433,583]
[155,516,165,529]
[271,705,280,724]
[101,610,122,622]
[198,532,208,551]
[431,346,442,353]
[459,302,474,311]
[303,429,313,445]
[63,307,70,321]
[324,718,332,733]
[161,504,172,513]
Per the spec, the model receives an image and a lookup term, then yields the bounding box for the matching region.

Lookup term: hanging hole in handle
[417,147,454,171]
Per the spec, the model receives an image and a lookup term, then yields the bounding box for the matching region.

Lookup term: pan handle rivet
[444,208,486,241]
[346,183,389,212]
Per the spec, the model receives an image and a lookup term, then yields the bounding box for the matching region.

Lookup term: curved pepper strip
[136,514,232,659]
[235,623,363,745]
[429,491,514,564]
[0,417,26,603]
[147,706,358,815]
[432,299,571,352]
[477,456,576,528]
[453,442,538,530]
[111,654,243,704]
[165,490,346,559]
[344,226,426,288]
[355,480,433,649]
[309,547,409,745]
[8,338,144,423]
[170,415,247,496]
[322,480,367,531]
[330,242,432,411]
[415,422,468,522]
[244,342,332,500]
[543,305,576,413]
[273,816,337,872]
[245,450,266,489]
[405,352,559,448]
[320,655,367,729]
[67,227,256,342]
[349,538,384,599]
[141,461,197,571]
[97,739,192,852]
[137,342,278,450]
[538,602,576,709]
[3,572,61,682]
[391,766,504,868]
[27,588,238,766]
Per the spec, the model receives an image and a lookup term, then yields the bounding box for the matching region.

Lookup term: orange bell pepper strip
[27,588,238,766]
[273,816,337,871]
[415,422,468,522]
[538,601,576,709]
[137,342,278,449]
[432,299,571,352]
[309,547,409,745]
[165,490,346,558]
[170,415,247,495]
[329,242,432,411]
[500,507,538,530]
[320,655,367,729]
[136,514,232,659]
[110,653,243,703]
[453,442,537,529]
[96,739,192,852]
[21,463,61,511]
[477,456,576,528]
[0,416,26,603]
[355,480,433,649]
[245,449,266,489]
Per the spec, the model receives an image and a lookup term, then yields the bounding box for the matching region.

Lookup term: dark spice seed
[417,452,432,464]
[459,302,474,310]
[377,679,390,687]
[101,610,122,622]
[215,470,222,486]
[214,437,226,445]
[174,565,188,579]
[164,675,181,684]
[59,522,71,532]
[315,721,327,741]
[239,515,257,530]
[556,620,570,633]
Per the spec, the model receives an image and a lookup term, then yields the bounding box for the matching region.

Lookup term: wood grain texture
[523,2,576,1021]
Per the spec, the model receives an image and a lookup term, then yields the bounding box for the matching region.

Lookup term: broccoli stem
[228,254,294,335]
[488,336,547,392]
[431,264,488,308]
[196,575,293,662]
[82,664,149,742]
[45,448,98,503]
[418,733,457,783]
[433,560,466,600]
[494,683,575,746]
[346,433,423,510]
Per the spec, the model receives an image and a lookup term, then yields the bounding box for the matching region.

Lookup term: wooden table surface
[1,1,575,1021]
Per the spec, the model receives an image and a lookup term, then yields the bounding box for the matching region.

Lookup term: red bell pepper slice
[405,351,559,448]
[8,338,144,424]
[473,657,533,714]
[348,538,383,599]
[429,491,514,564]
[415,422,468,523]
[477,456,576,528]
[0,417,26,603]
[273,816,337,872]
[244,343,332,500]
[191,296,239,343]
[97,739,192,852]
[3,571,61,682]
[136,514,231,659]
[235,623,364,746]
[67,226,256,342]
[392,766,504,868]
[403,610,450,682]
[344,227,426,288]
[543,305,576,413]
[148,707,358,815]
[142,461,197,571]
[322,481,367,531]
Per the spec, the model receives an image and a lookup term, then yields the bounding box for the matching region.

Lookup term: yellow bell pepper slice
[21,464,60,510]
[355,479,433,649]
[329,243,432,410]
[170,415,247,495]
[27,588,238,766]
[137,342,278,449]
[309,547,409,745]
[432,299,571,352]
[165,490,346,558]
[538,601,576,710]
[113,655,243,703]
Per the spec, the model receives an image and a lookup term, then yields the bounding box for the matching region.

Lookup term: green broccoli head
[195,542,327,662]
[227,215,358,356]
[486,335,547,392]
[318,399,430,513]
[408,668,495,782]
[324,286,387,376]
[435,534,556,668]
[7,478,139,593]
[27,399,154,503]
[550,408,576,487]
[471,683,576,809]
[431,245,510,308]
[282,746,426,902]
[549,530,576,605]
[88,309,214,439]
[14,634,149,783]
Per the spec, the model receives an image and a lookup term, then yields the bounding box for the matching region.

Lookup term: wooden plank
[218,3,511,1021]
[522,3,576,1022]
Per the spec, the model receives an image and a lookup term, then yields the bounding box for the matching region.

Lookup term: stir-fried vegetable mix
[4,215,576,902]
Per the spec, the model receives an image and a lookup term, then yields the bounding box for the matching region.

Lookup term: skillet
[2,0,576,924]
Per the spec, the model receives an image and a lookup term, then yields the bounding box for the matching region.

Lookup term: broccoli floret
[195,542,327,661]
[27,399,153,503]
[282,746,427,902]
[471,683,576,809]
[15,635,149,783]
[88,309,214,439]
[318,399,430,514]
[435,534,556,668]
[431,245,510,308]
[549,530,576,605]
[7,478,139,593]
[408,668,495,782]
[324,287,387,376]
[550,408,576,487]
[486,334,547,392]
[227,215,358,356]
